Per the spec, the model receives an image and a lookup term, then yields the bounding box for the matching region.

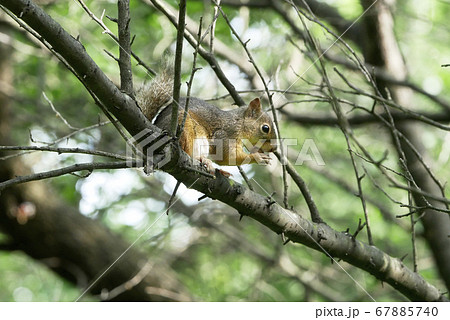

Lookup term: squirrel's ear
[244,98,262,118]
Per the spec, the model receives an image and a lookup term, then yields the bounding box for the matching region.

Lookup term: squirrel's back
[137,70,231,135]
[154,97,231,136]
[136,68,174,121]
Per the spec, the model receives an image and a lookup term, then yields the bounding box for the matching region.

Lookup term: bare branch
[42,92,80,130]
[322,51,450,112]
[146,0,245,106]
[77,0,155,76]
[0,161,133,192]
[0,145,127,160]
[333,68,450,131]
[117,0,134,95]
[275,150,323,223]
[98,261,155,301]
[213,2,291,210]
[171,0,186,135]
[290,1,372,236]
[177,17,202,139]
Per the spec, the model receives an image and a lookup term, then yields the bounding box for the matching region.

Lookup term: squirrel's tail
[137,65,173,121]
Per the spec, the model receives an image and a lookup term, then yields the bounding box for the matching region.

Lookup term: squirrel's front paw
[252,152,272,165]
[198,156,214,173]
[198,156,231,177]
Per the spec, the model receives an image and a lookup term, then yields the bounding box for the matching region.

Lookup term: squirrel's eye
[261,124,270,134]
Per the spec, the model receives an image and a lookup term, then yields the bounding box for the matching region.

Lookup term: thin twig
[391,184,450,208]
[98,261,154,301]
[77,0,155,75]
[167,180,182,215]
[214,2,290,208]
[117,0,134,95]
[274,150,323,223]
[170,0,186,136]
[321,50,450,112]
[333,69,450,132]
[177,17,202,139]
[293,0,450,219]
[237,165,254,191]
[290,3,372,240]
[42,92,79,130]
[352,218,367,239]
[0,161,134,192]
[409,190,419,273]
[210,0,221,53]
[0,3,131,147]
[0,145,127,160]
[307,160,408,228]
[147,0,245,106]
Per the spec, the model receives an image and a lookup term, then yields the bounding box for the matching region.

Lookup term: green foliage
[0,251,92,301]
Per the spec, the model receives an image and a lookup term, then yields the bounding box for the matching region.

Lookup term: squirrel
[136,69,277,177]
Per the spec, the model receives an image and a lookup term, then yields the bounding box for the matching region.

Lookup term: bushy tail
[137,65,173,121]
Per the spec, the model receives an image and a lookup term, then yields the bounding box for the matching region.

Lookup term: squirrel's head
[242,98,277,153]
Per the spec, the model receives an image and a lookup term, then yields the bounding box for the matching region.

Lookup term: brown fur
[138,71,277,175]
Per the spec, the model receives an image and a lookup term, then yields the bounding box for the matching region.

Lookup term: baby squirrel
[137,69,277,176]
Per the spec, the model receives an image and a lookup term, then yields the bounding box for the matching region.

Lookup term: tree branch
[358,0,450,292]
[170,0,186,135]
[281,110,450,127]
[0,161,133,192]
[146,0,245,106]
[274,150,323,223]
[77,0,155,76]
[0,145,127,160]
[216,0,363,46]
[117,0,134,95]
